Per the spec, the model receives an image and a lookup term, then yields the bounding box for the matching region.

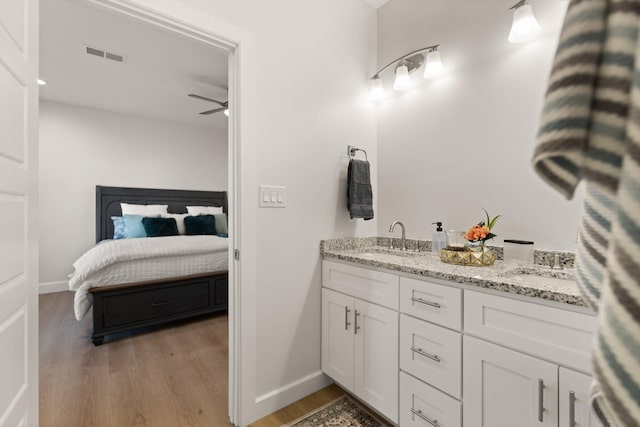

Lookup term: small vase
[466,241,484,252]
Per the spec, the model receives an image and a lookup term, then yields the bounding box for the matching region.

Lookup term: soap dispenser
[432,222,446,253]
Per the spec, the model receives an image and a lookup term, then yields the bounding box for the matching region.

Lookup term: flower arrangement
[464,209,500,246]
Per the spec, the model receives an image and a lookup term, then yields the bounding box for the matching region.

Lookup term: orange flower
[465,225,489,242]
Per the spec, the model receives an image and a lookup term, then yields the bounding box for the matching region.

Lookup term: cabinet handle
[411,346,441,362]
[538,379,545,422]
[354,310,360,335]
[569,391,576,427]
[411,296,441,308]
[410,408,440,427]
[345,307,351,330]
[151,299,172,307]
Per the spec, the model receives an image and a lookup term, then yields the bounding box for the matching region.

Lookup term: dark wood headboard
[96,186,228,242]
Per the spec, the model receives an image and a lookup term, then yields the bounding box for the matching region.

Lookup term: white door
[464,335,558,427]
[321,288,354,390]
[354,299,398,423]
[559,367,605,427]
[0,0,39,425]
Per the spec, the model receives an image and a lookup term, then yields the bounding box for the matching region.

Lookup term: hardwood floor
[39,291,231,427]
[248,384,394,427]
[248,384,345,427]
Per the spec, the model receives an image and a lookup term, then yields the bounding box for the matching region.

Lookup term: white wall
[376,0,582,251]
[38,100,227,289]
[178,0,379,416]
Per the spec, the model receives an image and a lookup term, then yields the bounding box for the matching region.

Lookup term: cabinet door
[464,335,558,427]
[559,368,605,427]
[354,299,399,423]
[322,288,354,390]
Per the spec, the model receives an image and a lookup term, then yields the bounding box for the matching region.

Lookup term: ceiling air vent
[86,46,105,58]
[83,45,127,64]
[105,52,125,63]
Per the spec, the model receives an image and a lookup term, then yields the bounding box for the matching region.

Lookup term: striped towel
[533,0,640,425]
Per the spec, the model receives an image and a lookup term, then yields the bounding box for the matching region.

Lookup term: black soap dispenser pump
[432,222,446,253]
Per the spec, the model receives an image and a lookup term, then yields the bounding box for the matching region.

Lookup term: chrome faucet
[389,221,407,251]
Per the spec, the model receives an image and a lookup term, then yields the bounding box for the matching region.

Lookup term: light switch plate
[259,185,286,208]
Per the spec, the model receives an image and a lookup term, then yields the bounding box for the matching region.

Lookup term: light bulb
[424,50,445,79]
[508,3,541,43]
[369,77,385,101]
[393,63,411,91]
[224,108,229,117]
[37,79,47,85]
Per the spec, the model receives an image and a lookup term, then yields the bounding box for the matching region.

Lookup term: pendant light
[393,62,412,91]
[423,48,445,79]
[508,0,541,43]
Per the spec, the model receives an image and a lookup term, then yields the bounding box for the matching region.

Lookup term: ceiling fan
[188,93,229,116]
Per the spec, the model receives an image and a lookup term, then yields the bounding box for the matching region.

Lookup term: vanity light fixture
[393,61,412,91]
[424,48,445,79]
[508,0,541,43]
[369,44,444,100]
[370,76,385,101]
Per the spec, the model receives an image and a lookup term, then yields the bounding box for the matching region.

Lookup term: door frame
[81,1,259,425]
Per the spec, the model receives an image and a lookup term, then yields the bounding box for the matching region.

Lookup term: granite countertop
[321,237,588,307]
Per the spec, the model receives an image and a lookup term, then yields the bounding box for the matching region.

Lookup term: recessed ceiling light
[37,79,47,86]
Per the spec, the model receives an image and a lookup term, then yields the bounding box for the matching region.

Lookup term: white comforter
[69,235,229,320]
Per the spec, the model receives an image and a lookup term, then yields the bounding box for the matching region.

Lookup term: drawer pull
[411,408,440,427]
[411,346,441,362]
[569,391,576,426]
[411,296,441,308]
[151,300,173,307]
[345,307,351,330]
[355,310,360,335]
[538,379,545,422]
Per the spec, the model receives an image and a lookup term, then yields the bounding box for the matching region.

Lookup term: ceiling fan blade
[188,93,226,106]
[200,107,225,115]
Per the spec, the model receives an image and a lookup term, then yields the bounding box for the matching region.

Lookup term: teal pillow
[213,214,228,235]
[142,217,179,237]
[184,215,216,235]
[122,215,146,238]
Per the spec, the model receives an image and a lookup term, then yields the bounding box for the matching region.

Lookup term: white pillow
[121,203,168,216]
[161,213,189,235]
[187,205,223,215]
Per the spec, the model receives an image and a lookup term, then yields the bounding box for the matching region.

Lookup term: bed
[72,185,229,345]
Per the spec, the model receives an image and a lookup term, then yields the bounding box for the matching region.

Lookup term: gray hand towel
[347,159,374,220]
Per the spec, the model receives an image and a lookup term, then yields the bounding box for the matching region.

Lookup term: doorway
[37,0,243,424]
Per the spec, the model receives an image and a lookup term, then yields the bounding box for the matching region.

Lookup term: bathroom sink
[355,247,424,259]
[500,267,576,287]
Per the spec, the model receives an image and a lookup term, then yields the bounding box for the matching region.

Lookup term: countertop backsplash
[321,237,576,269]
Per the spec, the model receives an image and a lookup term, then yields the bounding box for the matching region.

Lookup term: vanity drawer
[400,314,461,398]
[400,276,461,330]
[322,260,399,309]
[464,290,595,372]
[400,371,461,427]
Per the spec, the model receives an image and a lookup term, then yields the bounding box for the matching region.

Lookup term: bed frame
[89,185,229,345]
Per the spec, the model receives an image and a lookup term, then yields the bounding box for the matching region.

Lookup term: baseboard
[39,281,69,294]
[252,370,332,422]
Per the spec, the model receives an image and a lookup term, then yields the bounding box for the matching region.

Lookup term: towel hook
[348,145,368,161]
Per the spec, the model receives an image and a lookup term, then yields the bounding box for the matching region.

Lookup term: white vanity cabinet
[321,258,598,427]
[321,261,399,423]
